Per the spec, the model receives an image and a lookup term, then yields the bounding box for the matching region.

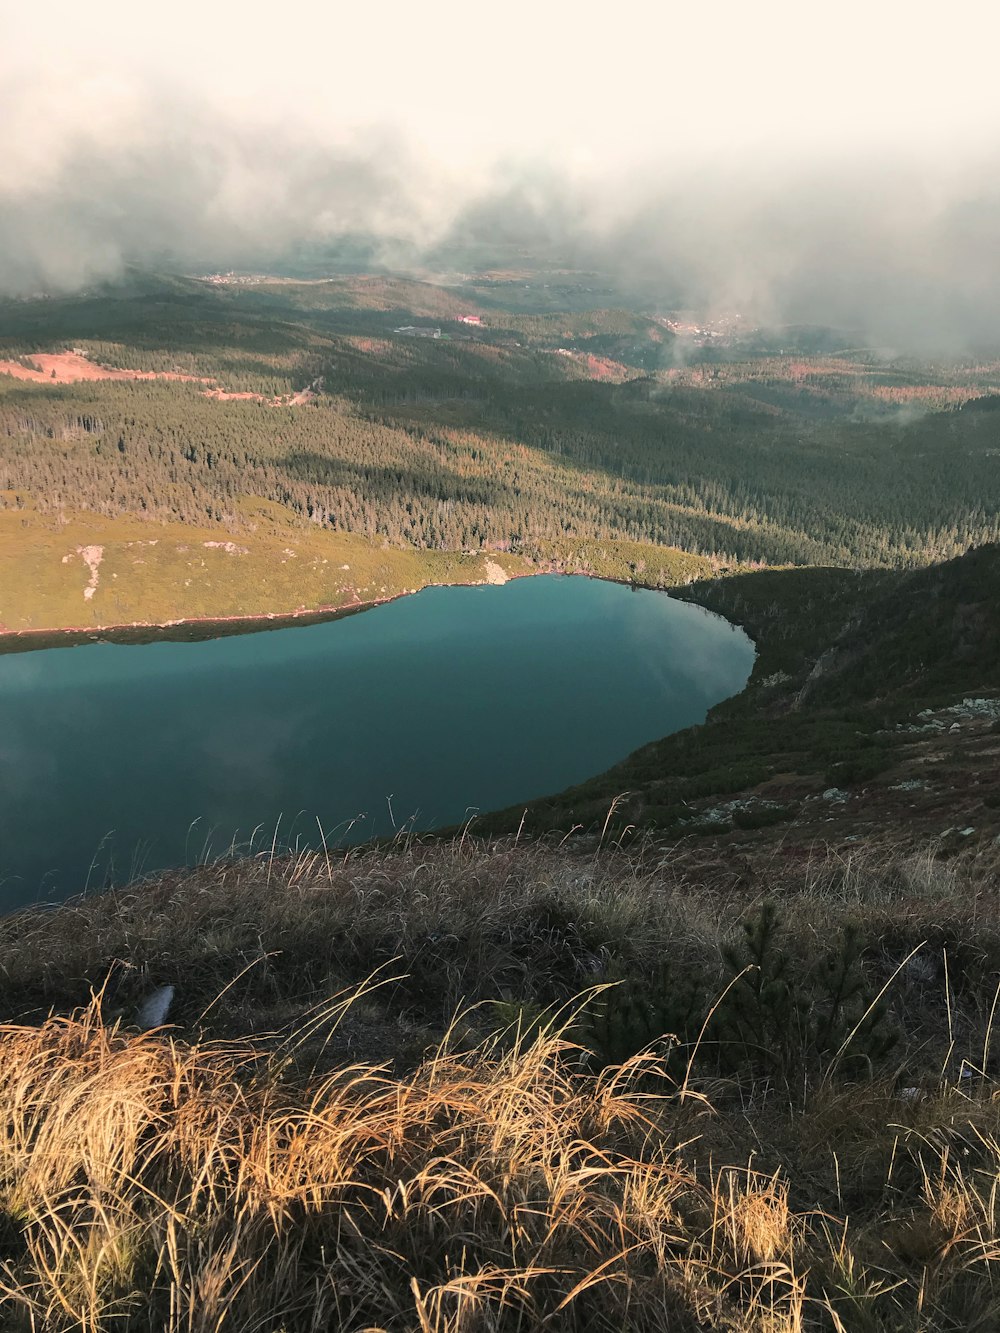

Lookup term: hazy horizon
[4,0,1000,350]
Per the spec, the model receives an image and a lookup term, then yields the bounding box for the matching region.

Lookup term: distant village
[200,272,266,286]
[393,315,482,338]
[659,312,744,346]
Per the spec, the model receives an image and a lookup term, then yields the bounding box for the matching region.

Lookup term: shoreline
[0,597,387,650]
[0,569,546,655]
[0,563,710,657]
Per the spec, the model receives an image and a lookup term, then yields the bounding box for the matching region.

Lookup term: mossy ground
[531,535,712,586]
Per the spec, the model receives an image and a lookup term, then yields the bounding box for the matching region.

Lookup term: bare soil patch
[0,353,321,408]
[0,352,203,385]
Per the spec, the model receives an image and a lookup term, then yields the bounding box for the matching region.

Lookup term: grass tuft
[0,835,998,1326]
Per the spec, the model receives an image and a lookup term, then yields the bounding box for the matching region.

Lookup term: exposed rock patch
[61,544,105,600]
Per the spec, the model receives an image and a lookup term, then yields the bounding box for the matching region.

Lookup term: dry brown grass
[0,1003,767,1331]
[1,836,1000,1328]
[0,1000,999,1330]
[0,836,728,1046]
[1,833,995,1063]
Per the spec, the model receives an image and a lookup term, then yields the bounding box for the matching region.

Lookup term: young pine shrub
[810,922,898,1078]
[576,903,898,1090]
[577,958,707,1077]
[711,903,898,1082]
[711,901,801,1079]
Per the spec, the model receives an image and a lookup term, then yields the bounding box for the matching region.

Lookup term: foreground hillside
[0,827,998,1331]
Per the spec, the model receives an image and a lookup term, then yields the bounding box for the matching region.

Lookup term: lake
[0,575,754,908]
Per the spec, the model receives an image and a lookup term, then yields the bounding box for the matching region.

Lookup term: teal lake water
[0,575,754,907]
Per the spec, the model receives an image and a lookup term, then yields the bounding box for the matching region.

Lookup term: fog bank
[5,0,1000,350]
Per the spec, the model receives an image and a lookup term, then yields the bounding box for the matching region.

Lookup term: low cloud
[437,158,1000,353]
[0,84,455,295]
[4,72,1000,354]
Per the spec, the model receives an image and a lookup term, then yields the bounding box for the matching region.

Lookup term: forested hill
[3,273,1000,590]
[798,543,1000,706]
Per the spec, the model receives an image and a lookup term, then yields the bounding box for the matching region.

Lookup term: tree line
[2,297,999,569]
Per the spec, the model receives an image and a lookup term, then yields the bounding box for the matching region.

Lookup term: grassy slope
[530,535,711,586]
[1,832,999,1330]
[0,497,711,636]
[0,498,541,634]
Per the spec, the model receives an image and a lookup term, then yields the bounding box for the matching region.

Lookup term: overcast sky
[4,0,1000,345]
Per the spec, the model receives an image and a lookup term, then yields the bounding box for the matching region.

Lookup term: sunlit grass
[0,500,534,636]
[1,836,999,1326]
[1,994,998,1329]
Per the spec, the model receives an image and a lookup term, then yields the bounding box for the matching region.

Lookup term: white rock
[135,984,175,1031]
